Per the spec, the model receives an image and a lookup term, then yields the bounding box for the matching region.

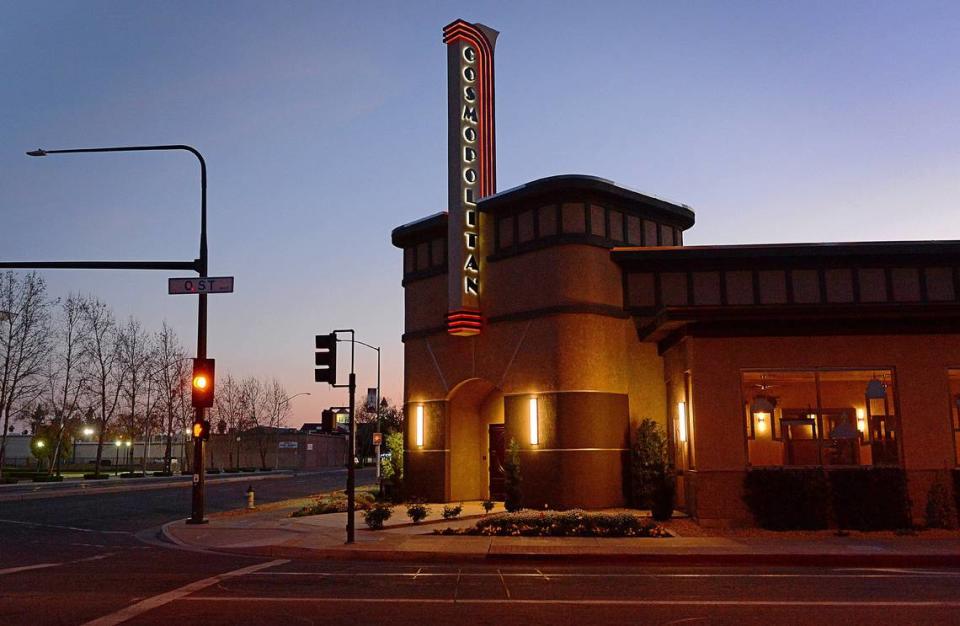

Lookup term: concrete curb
[202,544,960,568]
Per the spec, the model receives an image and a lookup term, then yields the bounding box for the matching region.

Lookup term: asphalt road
[2,470,959,626]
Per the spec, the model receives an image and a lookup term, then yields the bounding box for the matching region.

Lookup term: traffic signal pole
[346,371,356,543]
[188,152,209,525]
[188,290,208,524]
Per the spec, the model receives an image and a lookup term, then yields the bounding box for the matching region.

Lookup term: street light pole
[24,144,210,524]
[274,392,310,469]
[351,339,381,484]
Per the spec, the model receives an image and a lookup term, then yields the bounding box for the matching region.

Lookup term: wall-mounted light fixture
[529,397,539,445]
[677,401,687,443]
[856,408,866,433]
[750,396,775,436]
[415,404,424,448]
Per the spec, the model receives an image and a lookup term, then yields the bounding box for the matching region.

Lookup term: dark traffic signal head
[314,333,337,385]
[191,358,216,408]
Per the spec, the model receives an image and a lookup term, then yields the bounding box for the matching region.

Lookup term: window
[742,369,898,467]
[950,370,960,466]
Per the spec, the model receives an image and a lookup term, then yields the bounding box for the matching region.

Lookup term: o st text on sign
[168,276,235,294]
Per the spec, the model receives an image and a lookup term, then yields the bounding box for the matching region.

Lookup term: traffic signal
[191,358,216,408]
[315,333,337,385]
[192,419,211,440]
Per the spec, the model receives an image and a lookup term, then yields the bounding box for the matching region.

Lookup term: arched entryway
[447,378,504,502]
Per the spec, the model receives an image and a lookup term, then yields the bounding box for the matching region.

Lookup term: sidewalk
[163,500,960,567]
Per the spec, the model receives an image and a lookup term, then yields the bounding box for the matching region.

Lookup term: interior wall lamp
[415,404,424,448]
[529,397,539,445]
[856,408,866,433]
[677,401,687,443]
[750,396,775,436]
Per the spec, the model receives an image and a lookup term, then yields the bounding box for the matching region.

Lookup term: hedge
[830,467,910,531]
[743,468,830,530]
[743,467,911,531]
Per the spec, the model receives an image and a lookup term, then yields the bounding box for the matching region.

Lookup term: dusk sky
[1,1,957,426]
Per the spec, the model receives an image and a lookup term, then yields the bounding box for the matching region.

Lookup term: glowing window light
[415,405,424,448]
[529,397,539,445]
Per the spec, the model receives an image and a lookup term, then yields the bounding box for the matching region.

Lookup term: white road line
[244,571,960,579]
[0,518,130,535]
[0,562,62,576]
[81,559,288,626]
[497,569,511,599]
[0,553,114,576]
[181,597,960,608]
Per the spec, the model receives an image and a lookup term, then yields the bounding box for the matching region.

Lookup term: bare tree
[0,272,52,479]
[117,317,151,473]
[265,378,291,469]
[81,298,126,476]
[241,376,272,469]
[154,321,188,473]
[46,294,89,476]
[212,374,249,469]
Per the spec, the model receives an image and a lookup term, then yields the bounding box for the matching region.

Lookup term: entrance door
[488,424,506,500]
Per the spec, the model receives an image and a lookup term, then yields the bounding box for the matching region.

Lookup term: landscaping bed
[432,510,670,538]
[290,487,378,517]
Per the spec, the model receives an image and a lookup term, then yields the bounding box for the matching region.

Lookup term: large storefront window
[950,370,960,466]
[742,369,898,467]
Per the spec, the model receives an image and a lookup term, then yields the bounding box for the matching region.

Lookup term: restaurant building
[392,20,960,526]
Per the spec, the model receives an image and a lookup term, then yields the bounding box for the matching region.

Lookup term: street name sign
[168,276,235,295]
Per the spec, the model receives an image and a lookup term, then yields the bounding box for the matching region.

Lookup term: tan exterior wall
[670,334,960,525]
[402,237,665,508]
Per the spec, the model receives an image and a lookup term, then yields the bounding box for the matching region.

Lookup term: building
[392,20,960,526]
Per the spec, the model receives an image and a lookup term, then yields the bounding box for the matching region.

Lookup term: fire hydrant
[246,485,255,510]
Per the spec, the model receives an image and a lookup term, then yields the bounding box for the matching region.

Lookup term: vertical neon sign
[443,19,498,336]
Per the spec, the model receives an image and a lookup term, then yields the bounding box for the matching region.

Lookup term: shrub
[152,471,174,477]
[207,468,222,474]
[32,474,64,483]
[224,468,240,473]
[434,510,670,538]
[119,472,145,479]
[829,467,910,531]
[925,478,952,529]
[631,418,668,508]
[290,490,376,517]
[382,432,404,502]
[442,503,463,519]
[406,502,430,523]
[743,468,830,530]
[504,439,522,513]
[240,467,256,472]
[83,473,110,480]
[364,503,393,530]
[482,499,494,514]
